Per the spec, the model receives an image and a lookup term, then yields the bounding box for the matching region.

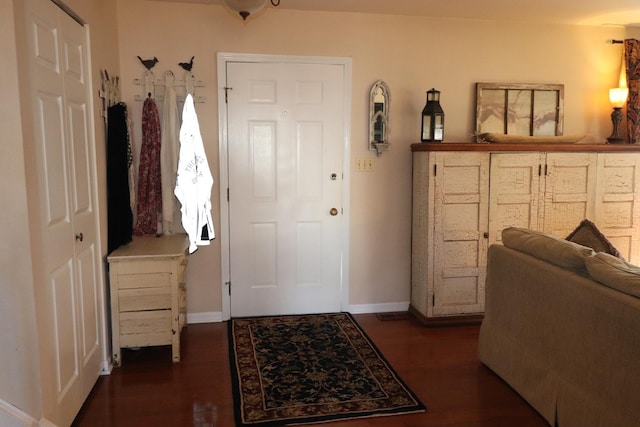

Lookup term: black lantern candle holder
[421,88,444,142]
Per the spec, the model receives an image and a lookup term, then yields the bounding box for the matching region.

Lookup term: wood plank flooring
[72,314,549,427]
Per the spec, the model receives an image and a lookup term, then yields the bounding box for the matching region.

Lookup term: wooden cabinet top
[107,234,189,261]
[411,142,640,153]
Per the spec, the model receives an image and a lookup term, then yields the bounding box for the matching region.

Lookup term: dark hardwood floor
[72,314,548,427]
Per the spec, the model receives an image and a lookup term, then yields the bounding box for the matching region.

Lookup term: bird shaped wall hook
[179,56,195,72]
[137,56,159,70]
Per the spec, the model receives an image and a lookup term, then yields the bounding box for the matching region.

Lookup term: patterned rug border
[228,312,426,426]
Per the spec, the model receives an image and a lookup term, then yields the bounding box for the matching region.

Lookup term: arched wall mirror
[369,80,390,156]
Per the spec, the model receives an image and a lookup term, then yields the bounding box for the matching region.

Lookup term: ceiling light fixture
[223,0,280,20]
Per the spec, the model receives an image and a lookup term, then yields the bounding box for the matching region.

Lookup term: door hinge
[432,294,435,306]
[227,188,230,202]
[224,86,232,103]
[226,281,231,295]
[433,164,437,176]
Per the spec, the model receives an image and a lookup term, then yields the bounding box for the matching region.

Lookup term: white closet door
[26,0,104,424]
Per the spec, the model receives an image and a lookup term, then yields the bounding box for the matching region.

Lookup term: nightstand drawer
[120,331,172,348]
[117,271,172,289]
[119,310,172,335]
[118,286,171,312]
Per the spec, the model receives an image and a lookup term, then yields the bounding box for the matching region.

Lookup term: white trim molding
[0,398,39,427]
[187,311,224,324]
[346,302,410,315]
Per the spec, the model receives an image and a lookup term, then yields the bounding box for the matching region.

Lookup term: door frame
[217,52,352,320]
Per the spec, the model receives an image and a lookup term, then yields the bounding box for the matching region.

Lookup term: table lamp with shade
[607,87,628,143]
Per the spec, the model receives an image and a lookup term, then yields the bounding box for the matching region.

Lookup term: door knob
[75,232,84,242]
[330,208,338,216]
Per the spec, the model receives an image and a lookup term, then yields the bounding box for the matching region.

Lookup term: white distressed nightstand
[107,234,189,366]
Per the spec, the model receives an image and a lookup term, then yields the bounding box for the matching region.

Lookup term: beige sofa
[478,227,640,427]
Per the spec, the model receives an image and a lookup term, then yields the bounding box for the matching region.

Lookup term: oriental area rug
[228,312,426,426]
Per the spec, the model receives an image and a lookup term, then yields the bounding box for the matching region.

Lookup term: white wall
[116,1,627,315]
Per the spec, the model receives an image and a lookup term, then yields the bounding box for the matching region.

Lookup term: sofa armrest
[479,244,640,427]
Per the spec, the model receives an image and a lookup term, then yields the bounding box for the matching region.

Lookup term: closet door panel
[26,0,105,425]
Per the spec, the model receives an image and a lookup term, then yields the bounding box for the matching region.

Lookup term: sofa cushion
[566,219,622,258]
[502,227,594,273]
[585,252,640,298]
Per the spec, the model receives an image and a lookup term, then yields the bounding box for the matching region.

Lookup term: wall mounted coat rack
[98,68,120,120]
[133,70,206,103]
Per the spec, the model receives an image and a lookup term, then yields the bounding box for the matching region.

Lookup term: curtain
[625,39,640,144]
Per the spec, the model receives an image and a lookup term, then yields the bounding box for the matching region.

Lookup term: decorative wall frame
[369,80,390,156]
[475,82,564,140]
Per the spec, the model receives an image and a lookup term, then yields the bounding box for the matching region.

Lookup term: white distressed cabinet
[411,144,640,324]
[108,234,189,366]
[411,151,489,321]
[488,152,598,245]
[594,153,640,264]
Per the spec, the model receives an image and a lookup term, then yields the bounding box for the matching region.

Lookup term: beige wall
[1,0,119,421]
[0,0,631,419]
[0,0,42,419]
[0,0,628,422]
[116,0,627,314]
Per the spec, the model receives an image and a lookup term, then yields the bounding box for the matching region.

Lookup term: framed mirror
[475,82,564,140]
[369,80,390,155]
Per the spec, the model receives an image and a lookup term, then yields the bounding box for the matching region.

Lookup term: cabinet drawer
[117,272,172,289]
[119,287,171,311]
[116,259,177,275]
[119,310,171,334]
[120,331,172,348]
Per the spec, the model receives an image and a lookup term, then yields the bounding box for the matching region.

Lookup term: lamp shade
[609,87,628,108]
[223,0,267,19]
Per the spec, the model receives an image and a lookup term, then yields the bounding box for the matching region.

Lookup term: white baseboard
[100,359,113,375]
[346,302,410,314]
[187,311,223,324]
[0,398,38,427]
[184,304,409,323]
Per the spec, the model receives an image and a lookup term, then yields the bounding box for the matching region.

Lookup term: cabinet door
[410,152,434,317]
[488,153,544,245]
[432,152,489,316]
[542,153,597,237]
[595,153,640,264]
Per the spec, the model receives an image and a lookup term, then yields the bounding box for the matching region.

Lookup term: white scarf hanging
[174,94,214,253]
[161,70,181,234]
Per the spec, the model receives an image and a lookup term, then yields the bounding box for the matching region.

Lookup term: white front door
[222,57,350,317]
[26,0,104,424]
